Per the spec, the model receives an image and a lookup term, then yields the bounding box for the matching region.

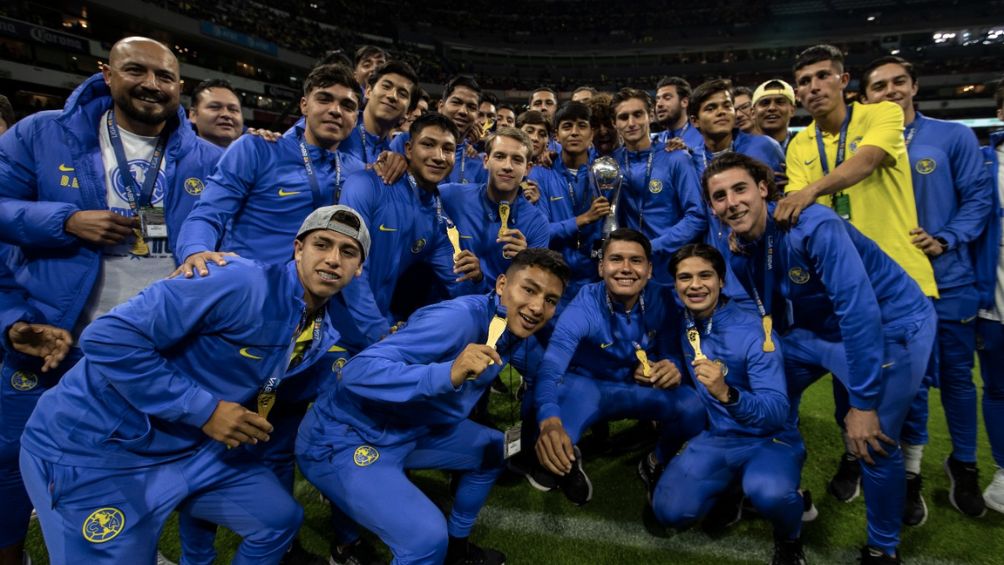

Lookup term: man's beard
[115,89,177,126]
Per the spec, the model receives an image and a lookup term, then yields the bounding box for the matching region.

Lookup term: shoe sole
[984,489,1004,515]
[802,503,818,523]
[565,447,593,505]
[525,472,556,492]
[944,459,988,518]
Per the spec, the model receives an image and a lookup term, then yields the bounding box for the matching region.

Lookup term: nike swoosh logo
[278,189,301,197]
[803,158,817,165]
[58,164,75,172]
[378,225,397,232]
[239,347,264,360]
[549,196,564,201]
[881,362,894,369]
[460,235,473,239]
[599,342,613,349]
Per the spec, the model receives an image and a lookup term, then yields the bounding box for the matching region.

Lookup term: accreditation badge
[504,423,522,459]
[139,206,168,238]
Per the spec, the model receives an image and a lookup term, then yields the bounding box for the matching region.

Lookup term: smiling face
[294,230,363,308]
[556,117,592,157]
[485,135,530,195]
[300,84,359,150]
[706,166,770,240]
[365,72,415,125]
[530,91,558,119]
[104,38,181,128]
[190,87,243,147]
[655,84,686,125]
[496,265,564,338]
[693,90,736,138]
[754,94,795,136]
[438,86,480,137]
[519,123,549,158]
[406,125,457,185]
[674,256,722,319]
[496,107,516,129]
[861,62,917,114]
[613,97,651,149]
[794,60,849,119]
[599,239,652,303]
[354,52,387,87]
[734,93,754,132]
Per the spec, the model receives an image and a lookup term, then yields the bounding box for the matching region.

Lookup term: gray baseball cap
[296,204,371,260]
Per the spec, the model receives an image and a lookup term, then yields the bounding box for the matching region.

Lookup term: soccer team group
[0,34,1002,565]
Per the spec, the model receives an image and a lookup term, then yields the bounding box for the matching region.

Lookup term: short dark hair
[191,78,239,108]
[860,55,917,93]
[669,243,727,282]
[573,85,597,96]
[793,44,845,74]
[315,49,352,68]
[354,45,388,66]
[552,101,591,130]
[367,60,420,109]
[995,77,1004,111]
[443,75,482,102]
[700,152,781,203]
[529,87,557,105]
[497,102,515,115]
[601,228,652,261]
[610,87,652,114]
[0,95,15,128]
[506,248,571,290]
[688,79,732,118]
[587,93,615,128]
[656,76,692,100]
[732,86,754,100]
[480,91,499,107]
[516,110,551,135]
[409,111,460,145]
[303,64,360,99]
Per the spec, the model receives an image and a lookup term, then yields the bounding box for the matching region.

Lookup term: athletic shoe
[800,489,818,522]
[983,467,1004,514]
[560,446,593,505]
[828,452,861,502]
[280,539,327,565]
[637,451,664,504]
[771,538,807,565]
[155,552,177,565]
[858,546,900,564]
[446,537,506,565]
[507,455,558,492]
[944,456,987,517]
[903,472,928,526]
[329,538,386,565]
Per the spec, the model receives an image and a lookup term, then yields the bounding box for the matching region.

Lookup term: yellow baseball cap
[752,79,796,106]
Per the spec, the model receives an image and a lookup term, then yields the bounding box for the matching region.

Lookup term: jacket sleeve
[174,135,265,260]
[535,299,593,423]
[0,251,45,356]
[76,265,257,428]
[0,118,80,247]
[935,126,994,249]
[339,173,392,344]
[650,152,707,255]
[725,333,790,430]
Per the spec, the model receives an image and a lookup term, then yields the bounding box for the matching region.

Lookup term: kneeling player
[296,248,569,565]
[654,243,807,565]
[533,229,705,505]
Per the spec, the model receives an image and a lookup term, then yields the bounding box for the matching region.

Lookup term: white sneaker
[155,552,177,565]
[985,467,1004,515]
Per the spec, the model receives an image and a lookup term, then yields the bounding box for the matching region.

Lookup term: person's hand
[521,180,541,204]
[453,250,483,283]
[449,343,502,387]
[371,151,408,185]
[64,210,137,245]
[535,416,576,475]
[536,150,557,168]
[170,251,237,278]
[845,407,894,465]
[662,138,689,152]
[498,228,528,259]
[244,128,282,142]
[575,196,611,227]
[201,400,273,448]
[773,188,817,229]
[909,227,946,257]
[692,358,728,401]
[635,358,682,389]
[7,322,72,372]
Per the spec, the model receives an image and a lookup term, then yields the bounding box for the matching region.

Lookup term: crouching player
[533,229,705,505]
[296,248,570,565]
[654,243,808,565]
[18,205,370,564]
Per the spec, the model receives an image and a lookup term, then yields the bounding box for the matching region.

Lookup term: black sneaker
[637,451,664,504]
[944,457,987,517]
[800,489,818,522]
[445,537,506,565]
[859,546,900,564]
[329,538,387,565]
[560,446,593,505]
[828,453,861,502]
[507,454,558,492]
[771,538,807,565]
[903,472,928,526]
[278,539,327,565]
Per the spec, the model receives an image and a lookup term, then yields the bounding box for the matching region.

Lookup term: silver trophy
[589,156,622,238]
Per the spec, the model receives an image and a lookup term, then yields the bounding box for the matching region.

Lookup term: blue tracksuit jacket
[390,133,487,184]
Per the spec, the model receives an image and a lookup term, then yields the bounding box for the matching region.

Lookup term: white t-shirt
[76,111,175,333]
[978,144,1004,322]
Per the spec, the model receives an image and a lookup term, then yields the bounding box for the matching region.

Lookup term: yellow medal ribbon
[446,223,462,260]
[130,228,150,256]
[257,392,276,420]
[486,315,506,350]
[497,201,510,238]
[762,314,776,352]
[687,328,707,360]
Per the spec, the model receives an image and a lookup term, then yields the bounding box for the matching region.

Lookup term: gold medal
[687,328,706,360]
[633,342,651,378]
[130,228,150,257]
[257,391,276,420]
[497,201,510,238]
[486,315,506,349]
[481,119,494,138]
[762,315,776,352]
[446,223,462,260]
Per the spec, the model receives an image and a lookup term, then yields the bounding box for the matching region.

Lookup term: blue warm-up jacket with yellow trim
[20,259,338,469]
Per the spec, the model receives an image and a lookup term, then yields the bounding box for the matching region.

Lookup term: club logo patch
[111,160,166,205]
[353,445,379,467]
[411,238,426,254]
[10,370,37,391]
[184,177,205,195]
[648,179,663,194]
[788,267,810,284]
[82,507,126,543]
[849,136,863,153]
[915,159,936,175]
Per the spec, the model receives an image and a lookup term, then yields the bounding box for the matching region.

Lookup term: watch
[721,386,740,406]
[934,236,949,251]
